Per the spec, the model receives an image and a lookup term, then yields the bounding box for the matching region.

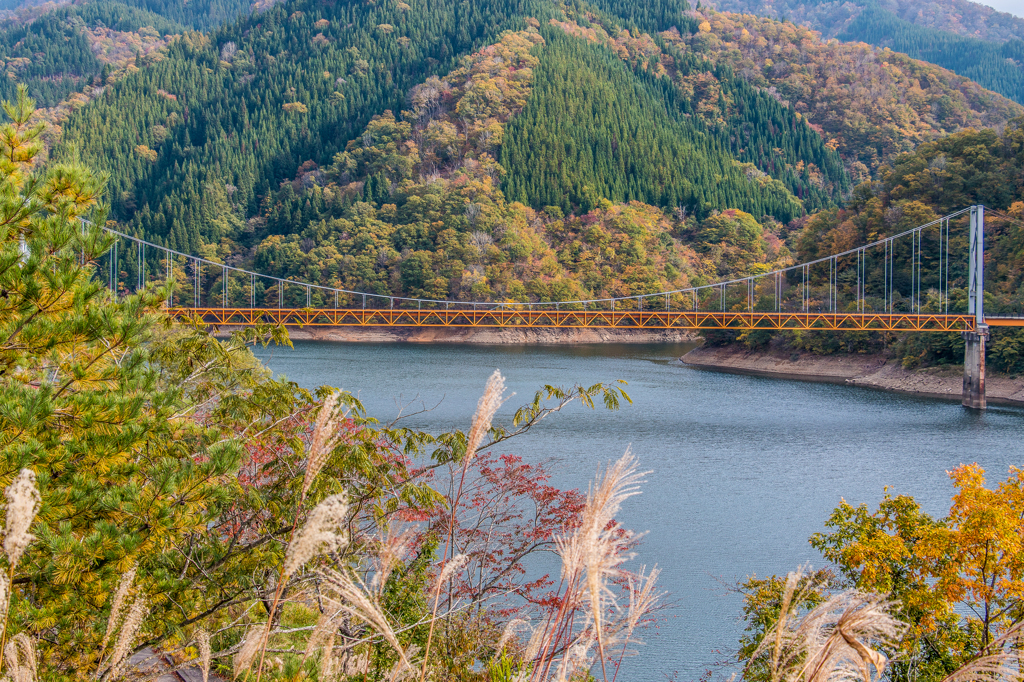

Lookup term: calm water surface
[252,341,1024,682]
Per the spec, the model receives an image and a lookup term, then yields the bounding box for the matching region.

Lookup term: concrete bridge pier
[962,325,988,410]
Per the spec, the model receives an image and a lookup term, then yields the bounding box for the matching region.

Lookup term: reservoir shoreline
[681,344,1024,406]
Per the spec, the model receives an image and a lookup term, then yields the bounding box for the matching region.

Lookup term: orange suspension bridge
[100,206,1024,408]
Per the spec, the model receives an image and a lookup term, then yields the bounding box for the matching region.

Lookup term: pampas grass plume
[747,569,904,682]
[3,469,40,570]
[938,621,1024,682]
[797,591,903,682]
[283,494,349,579]
[302,393,347,499]
[465,370,507,459]
[372,528,416,593]
[303,612,336,664]
[100,566,136,654]
[196,628,212,682]
[107,597,148,680]
[3,634,35,682]
[233,627,263,679]
[320,569,409,668]
[497,618,529,653]
[435,553,469,589]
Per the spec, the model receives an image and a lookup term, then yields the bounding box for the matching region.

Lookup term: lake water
[252,340,1024,681]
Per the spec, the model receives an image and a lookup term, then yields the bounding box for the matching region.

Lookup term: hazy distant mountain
[708,0,1024,42]
[706,0,1024,104]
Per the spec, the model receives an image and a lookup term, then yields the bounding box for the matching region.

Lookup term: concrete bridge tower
[963,205,987,409]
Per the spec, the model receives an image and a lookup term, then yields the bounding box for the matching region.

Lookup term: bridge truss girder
[174,308,980,332]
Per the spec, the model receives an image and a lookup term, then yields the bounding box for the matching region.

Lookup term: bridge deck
[986,316,1024,327]
[174,308,978,332]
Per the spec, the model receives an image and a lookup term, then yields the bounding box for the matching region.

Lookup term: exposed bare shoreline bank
[681,344,1024,406]
[215,325,701,345]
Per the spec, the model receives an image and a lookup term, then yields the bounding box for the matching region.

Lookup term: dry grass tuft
[282,493,349,581]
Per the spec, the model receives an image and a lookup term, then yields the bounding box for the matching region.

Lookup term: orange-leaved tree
[807,465,1024,682]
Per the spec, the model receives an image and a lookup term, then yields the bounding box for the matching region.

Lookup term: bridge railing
[93,207,979,318]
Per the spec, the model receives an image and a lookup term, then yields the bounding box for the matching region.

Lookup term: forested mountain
[61,0,546,254]
[707,0,1024,105]
[708,0,1024,43]
[541,14,850,207]
[500,30,809,220]
[666,10,1023,179]
[0,0,251,30]
[143,28,797,308]
[836,6,1024,105]
[0,1,182,107]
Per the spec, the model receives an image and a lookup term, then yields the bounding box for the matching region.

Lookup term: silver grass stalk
[602,566,663,666]
[387,645,420,682]
[302,393,347,499]
[797,592,904,682]
[196,629,211,682]
[107,596,149,681]
[0,574,9,646]
[623,566,662,639]
[554,635,596,682]
[748,571,903,682]
[318,632,336,681]
[747,567,820,682]
[538,451,647,682]
[100,566,136,655]
[3,469,40,570]
[523,623,545,662]
[233,627,263,679]
[282,494,349,580]
[571,450,646,672]
[465,369,508,460]
[320,569,409,668]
